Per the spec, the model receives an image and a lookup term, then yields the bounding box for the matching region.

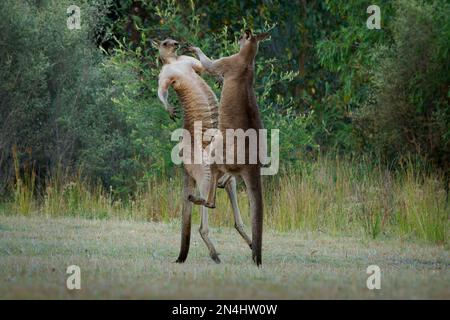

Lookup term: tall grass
[11,146,36,215]
[2,157,448,244]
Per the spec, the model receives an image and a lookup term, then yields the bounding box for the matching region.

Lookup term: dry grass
[3,158,448,244]
[0,215,448,299]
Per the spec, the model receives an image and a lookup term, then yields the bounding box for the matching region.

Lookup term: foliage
[355,0,450,177]
[0,0,137,195]
[104,0,317,180]
[0,0,448,239]
[315,0,395,151]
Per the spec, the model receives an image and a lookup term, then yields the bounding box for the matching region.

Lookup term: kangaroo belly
[173,76,219,152]
[219,81,252,131]
[218,79,264,167]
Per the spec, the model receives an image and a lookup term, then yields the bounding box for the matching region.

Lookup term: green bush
[1,0,448,200]
[355,0,450,177]
[0,0,139,196]
[315,0,395,152]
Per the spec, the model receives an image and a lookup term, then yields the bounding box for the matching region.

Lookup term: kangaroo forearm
[158,87,170,110]
[197,51,214,72]
[195,49,223,76]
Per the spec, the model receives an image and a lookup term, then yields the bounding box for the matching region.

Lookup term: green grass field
[0,215,448,299]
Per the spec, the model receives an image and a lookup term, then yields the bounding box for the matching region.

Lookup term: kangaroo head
[237,30,270,63]
[152,38,180,63]
[238,30,270,49]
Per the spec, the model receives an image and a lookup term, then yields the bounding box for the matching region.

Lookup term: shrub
[355,0,450,180]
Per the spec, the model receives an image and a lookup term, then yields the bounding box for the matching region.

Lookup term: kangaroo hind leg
[187,164,217,209]
[198,177,221,263]
[217,173,233,188]
[224,176,252,249]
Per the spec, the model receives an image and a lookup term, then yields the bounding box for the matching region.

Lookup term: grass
[2,157,448,244]
[0,215,448,299]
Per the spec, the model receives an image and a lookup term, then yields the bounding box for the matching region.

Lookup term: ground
[0,215,448,299]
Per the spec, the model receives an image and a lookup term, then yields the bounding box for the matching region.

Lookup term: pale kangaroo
[155,38,252,263]
[189,30,269,266]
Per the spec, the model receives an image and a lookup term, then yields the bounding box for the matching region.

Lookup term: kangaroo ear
[244,29,252,39]
[150,39,160,49]
[255,32,270,42]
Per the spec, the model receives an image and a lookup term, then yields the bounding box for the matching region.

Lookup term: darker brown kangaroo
[189,30,269,266]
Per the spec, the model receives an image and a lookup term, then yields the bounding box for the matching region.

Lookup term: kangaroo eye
[163,42,167,46]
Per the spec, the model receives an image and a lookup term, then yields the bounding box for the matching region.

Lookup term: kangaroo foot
[188,194,205,205]
[210,252,221,264]
[252,254,262,267]
[204,202,216,209]
[175,256,186,263]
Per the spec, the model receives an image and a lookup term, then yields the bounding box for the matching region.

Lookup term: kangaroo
[155,38,252,263]
[189,30,270,266]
